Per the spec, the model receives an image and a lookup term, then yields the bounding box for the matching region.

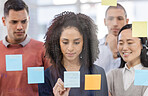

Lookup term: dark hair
[4,0,29,17]
[105,3,127,18]
[117,24,148,68]
[45,11,99,76]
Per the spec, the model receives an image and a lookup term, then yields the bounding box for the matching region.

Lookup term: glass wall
[0,0,148,41]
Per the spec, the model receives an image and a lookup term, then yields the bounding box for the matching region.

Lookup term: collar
[2,35,31,47]
[99,35,107,45]
[123,63,143,74]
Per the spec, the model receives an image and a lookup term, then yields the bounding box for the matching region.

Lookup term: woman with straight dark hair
[107,24,148,96]
[38,11,108,96]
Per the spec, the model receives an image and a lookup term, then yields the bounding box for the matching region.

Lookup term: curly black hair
[44,11,99,72]
[117,24,148,68]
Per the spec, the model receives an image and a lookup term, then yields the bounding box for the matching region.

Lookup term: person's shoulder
[98,36,107,47]
[110,68,122,73]
[93,64,104,71]
[44,65,54,76]
[30,38,44,45]
[142,67,148,70]
[0,40,5,47]
[28,39,44,49]
[0,40,3,45]
[45,65,54,73]
[92,64,106,74]
[107,68,123,76]
[99,37,105,43]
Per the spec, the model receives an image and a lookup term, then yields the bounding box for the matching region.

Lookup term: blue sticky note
[6,54,23,71]
[28,67,44,84]
[134,70,148,86]
[64,71,80,88]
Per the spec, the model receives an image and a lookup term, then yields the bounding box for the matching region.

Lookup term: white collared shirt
[123,64,143,90]
[94,36,121,73]
[122,63,148,96]
[2,35,31,47]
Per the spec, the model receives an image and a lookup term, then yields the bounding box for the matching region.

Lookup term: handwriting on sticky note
[85,74,101,90]
[6,54,23,71]
[64,71,80,88]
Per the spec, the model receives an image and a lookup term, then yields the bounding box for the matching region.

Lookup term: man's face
[2,9,29,44]
[104,8,129,36]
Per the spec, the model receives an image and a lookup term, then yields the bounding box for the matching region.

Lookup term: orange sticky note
[85,74,101,90]
[132,21,147,37]
[101,0,117,6]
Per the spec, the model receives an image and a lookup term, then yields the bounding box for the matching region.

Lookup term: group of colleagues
[0,0,148,96]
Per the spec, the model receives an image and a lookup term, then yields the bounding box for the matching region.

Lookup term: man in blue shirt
[95,3,129,73]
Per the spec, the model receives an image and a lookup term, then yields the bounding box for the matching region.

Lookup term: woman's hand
[53,78,70,96]
[109,91,112,96]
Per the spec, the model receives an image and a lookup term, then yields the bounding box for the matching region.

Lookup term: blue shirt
[94,36,121,73]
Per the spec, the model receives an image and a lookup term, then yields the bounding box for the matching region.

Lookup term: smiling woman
[38,11,108,96]
[107,24,148,96]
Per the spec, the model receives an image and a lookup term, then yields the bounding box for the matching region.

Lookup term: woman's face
[118,29,142,64]
[60,27,83,62]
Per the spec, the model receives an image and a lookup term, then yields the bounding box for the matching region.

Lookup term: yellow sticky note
[101,0,117,6]
[85,74,101,90]
[132,21,147,37]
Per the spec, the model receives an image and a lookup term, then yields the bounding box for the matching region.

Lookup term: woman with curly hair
[38,11,108,96]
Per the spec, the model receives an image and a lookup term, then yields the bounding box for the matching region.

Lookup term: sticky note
[85,74,101,90]
[28,67,44,84]
[134,70,148,86]
[64,71,80,88]
[132,21,147,37]
[101,0,117,6]
[6,54,23,71]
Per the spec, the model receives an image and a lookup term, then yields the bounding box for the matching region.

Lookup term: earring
[80,55,82,59]
[143,45,148,55]
[117,52,120,57]
[146,52,148,56]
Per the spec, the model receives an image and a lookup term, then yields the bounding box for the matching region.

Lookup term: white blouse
[122,63,148,96]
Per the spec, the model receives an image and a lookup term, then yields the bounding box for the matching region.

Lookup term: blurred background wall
[0,0,148,41]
